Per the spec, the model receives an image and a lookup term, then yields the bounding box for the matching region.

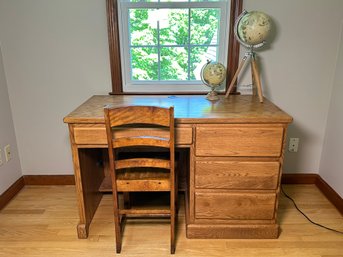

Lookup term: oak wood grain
[63,95,292,124]
[195,192,276,220]
[195,161,280,189]
[195,125,284,157]
[73,125,192,145]
[63,95,292,241]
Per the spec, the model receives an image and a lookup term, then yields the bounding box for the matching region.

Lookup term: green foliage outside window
[129,8,220,81]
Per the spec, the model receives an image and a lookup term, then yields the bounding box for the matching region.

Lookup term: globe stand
[206,86,220,101]
[225,9,272,103]
[225,48,264,103]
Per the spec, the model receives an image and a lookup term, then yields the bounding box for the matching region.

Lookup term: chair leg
[171,166,178,254]
[113,192,122,253]
[114,214,122,253]
[171,209,176,254]
[170,189,176,254]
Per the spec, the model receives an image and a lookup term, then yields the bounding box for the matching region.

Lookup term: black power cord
[281,185,343,235]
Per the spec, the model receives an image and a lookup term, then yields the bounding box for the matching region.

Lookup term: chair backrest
[104,105,175,181]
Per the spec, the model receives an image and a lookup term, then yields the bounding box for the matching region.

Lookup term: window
[107,0,242,94]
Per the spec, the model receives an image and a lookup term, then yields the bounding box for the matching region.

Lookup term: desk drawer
[73,126,107,145]
[195,161,280,190]
[195,192,276,220]
[195,125,284,157]
[73,126,192,145]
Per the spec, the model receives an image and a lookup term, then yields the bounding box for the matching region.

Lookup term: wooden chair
[104,105,177,254]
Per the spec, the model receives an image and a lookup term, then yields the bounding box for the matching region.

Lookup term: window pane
[160,47,188,80]
[159,0,190,2]
[130,0,158,3]
[190,46,218,80]
[191,0,223,2]
[160,9,189,46]
[190,8,220,45]
[119,0,229,89]
[130,9,158,46]
[128,0,223,2]
[131,47,158,80]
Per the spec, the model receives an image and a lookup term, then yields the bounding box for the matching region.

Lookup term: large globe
[237,11,271,46]
[200,61,226,101]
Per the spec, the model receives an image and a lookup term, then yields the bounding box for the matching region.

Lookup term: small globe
[201,61,226,86]
[237,10,271,47]
[200,60,226,101]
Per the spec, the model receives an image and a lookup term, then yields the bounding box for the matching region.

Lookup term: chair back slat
[104,105,174,171]
[112,127,170,141]
[112,136,170,148]
[115,158,170,170]
[107,106,171,127]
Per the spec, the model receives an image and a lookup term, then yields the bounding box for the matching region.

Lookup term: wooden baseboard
[23,175,75,185]
[0,177,25,210]
[0,175,74,211]
[315,176,343,215]
[282,173,343,215]
[281,173,318,184]
[1,174,342,216]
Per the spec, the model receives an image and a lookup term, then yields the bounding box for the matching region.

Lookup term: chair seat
[117,168,171,192]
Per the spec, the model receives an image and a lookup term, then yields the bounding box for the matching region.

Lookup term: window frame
[106,0,242,95]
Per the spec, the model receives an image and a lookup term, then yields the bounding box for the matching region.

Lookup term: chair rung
[117,179,170,192]
[119,209,171,216]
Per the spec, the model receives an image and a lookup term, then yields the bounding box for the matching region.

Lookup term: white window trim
[117,0,230,93]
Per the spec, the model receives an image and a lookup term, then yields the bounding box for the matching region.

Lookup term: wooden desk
[64,95,292,239]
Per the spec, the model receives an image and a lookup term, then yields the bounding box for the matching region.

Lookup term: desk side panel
[68,125,104,238]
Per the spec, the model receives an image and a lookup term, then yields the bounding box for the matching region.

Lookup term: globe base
[206,90,219,101]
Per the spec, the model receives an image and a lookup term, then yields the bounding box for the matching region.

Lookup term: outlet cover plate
[4,144,11,162]
[0,149,3,166]
[289,138,299,152]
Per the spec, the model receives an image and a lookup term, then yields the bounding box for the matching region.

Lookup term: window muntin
[118,0,230,92]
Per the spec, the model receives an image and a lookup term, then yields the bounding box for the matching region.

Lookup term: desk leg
[71,144,104,238]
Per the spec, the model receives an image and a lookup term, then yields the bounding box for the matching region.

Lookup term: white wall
[0,0,111,175]
[319,22,343,198]
[0,0,342,194]
[243,0,343,174]
[0,45,22,194]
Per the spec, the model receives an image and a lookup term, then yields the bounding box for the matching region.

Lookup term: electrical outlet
[237,84,253,95]
[288,138,299,152]
[4,144,11,162]
[0,149,3,166]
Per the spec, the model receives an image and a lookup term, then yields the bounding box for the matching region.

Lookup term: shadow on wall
[283,121,312,173]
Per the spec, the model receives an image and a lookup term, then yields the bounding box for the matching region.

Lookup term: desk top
[63,95,292,124]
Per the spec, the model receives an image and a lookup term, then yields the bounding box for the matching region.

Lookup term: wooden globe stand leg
[225,53,248,98]
[251,55,264,103]
[225,51,264,103]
